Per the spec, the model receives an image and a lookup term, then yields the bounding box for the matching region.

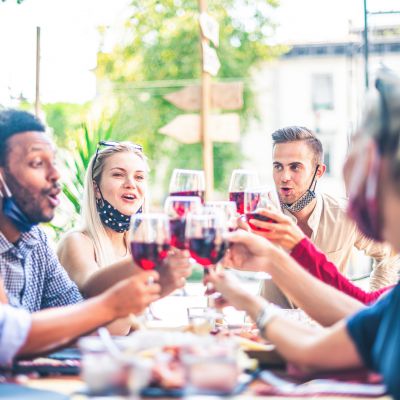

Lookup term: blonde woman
[58,142,191,313]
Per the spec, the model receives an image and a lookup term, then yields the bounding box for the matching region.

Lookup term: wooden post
[199,0,213,200]
[35,26,41,117]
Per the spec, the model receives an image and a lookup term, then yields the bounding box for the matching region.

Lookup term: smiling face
[0,131,61,224]
[272,141,325,204]
[96,151,147,216]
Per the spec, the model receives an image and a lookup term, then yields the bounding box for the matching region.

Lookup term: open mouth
[47,191,60,208]
[280,187,293,196]
[122,193,137,202]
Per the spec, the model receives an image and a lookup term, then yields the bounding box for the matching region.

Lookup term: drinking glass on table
[205,201,238,232]
[129,213,171,319]
[169,169,206,204]
[228,169,259,214]
[244,186,280,231]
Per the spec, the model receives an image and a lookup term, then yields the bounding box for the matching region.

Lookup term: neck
[104,226,127,245]
[0,211,22,243]
[289,197,317,223]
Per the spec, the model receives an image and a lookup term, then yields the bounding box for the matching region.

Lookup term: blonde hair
[80,142,149,268]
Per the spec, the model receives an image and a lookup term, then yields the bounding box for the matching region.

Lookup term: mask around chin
[347,140,382,241]
[2,196,37,233]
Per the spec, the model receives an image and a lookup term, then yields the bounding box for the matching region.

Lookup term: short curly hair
[0,109,45,166]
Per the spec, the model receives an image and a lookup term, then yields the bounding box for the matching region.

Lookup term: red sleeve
[290,238,392,304]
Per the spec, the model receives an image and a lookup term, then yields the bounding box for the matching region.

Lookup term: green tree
[96,0,284,194]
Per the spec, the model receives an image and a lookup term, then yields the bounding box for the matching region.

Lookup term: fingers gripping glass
[91,140,143,181]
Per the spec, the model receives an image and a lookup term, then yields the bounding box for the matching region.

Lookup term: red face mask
[347,140,382,242]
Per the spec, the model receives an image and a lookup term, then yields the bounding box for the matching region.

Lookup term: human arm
[353,229,399,290]
[227,230,365,326]
[291,237,393,304]
[18,270,161,358]
[58,232,191,298]
[205,269,363,371]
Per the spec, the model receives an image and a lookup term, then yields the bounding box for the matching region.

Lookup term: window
[311,74,334,110]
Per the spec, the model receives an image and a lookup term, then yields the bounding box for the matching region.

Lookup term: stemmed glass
[205,201,238,232]
[129,213,171,320]
[244,186,280,231]
[164,196,202,250]
[185,211,228,272]
[228,169,259,214]
[169,169,206,204]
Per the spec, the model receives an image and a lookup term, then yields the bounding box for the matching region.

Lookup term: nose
[48,162,60,184]
[123,176,137,189]
[280,168,291,183]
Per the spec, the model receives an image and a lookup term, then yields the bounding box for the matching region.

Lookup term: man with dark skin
[0,109,190,314]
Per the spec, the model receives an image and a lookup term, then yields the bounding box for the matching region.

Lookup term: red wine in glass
[131,242,170,270]
[228,169,259,214]
[164,195,202,250]
[245,212,276,231]
[169,169,206,204]
[229,191,245,215]
[170,190,205,204]
[169,218,187,250]
[188,227,228,267]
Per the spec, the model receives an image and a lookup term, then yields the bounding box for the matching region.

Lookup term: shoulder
[320,192,348,211]
[57,231,95,256]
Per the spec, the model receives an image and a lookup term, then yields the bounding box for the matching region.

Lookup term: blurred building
[245,25,400,198]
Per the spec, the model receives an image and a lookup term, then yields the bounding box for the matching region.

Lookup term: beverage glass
[228,169,259,214]
[169,169,206,204]
[164,196,202,249]
[205,201,238,232]
[185,212,228,269]
[244,186,280,231]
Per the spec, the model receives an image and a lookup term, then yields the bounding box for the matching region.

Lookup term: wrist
[255,302,280,339]
[98,291,119,322]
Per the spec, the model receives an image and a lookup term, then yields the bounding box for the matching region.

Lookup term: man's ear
[316,164,327,180]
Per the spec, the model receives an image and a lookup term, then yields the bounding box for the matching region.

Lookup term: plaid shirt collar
[0,226,40,255]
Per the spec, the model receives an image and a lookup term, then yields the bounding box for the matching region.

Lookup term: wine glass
[205,201,238,232]
[228,169,259,214]
[129,213,171,320]
[169,169,206,204]
[185,211,228,271]
[244,186,280,231]
[164,196,202,250]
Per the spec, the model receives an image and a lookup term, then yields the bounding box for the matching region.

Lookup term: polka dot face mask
[96,197,132,233]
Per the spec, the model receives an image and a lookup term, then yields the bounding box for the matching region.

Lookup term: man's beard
[3,168,58,224]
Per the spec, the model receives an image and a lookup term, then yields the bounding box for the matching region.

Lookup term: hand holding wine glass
[244,186,280,231]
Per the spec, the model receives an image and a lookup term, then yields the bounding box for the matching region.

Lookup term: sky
[0,0,399,104]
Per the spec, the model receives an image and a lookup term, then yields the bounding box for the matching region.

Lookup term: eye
[30,158,44,168]
[291,164,301,171]
[112,172,124,177]
[273,164,282,171]
[135,174,145,181]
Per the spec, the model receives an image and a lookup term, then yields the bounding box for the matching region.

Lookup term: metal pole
[198,0,213,200]
[363,0,369,89]
[35,26,41,117]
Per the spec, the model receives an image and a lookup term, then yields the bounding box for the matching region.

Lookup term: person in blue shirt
[205,67,400,400]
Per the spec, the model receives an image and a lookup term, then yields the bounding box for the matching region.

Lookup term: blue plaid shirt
[0,226,83,312]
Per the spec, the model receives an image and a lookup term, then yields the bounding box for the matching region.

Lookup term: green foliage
[42,102,91,146]
[96,0,285,193]
[60,119,114,216]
